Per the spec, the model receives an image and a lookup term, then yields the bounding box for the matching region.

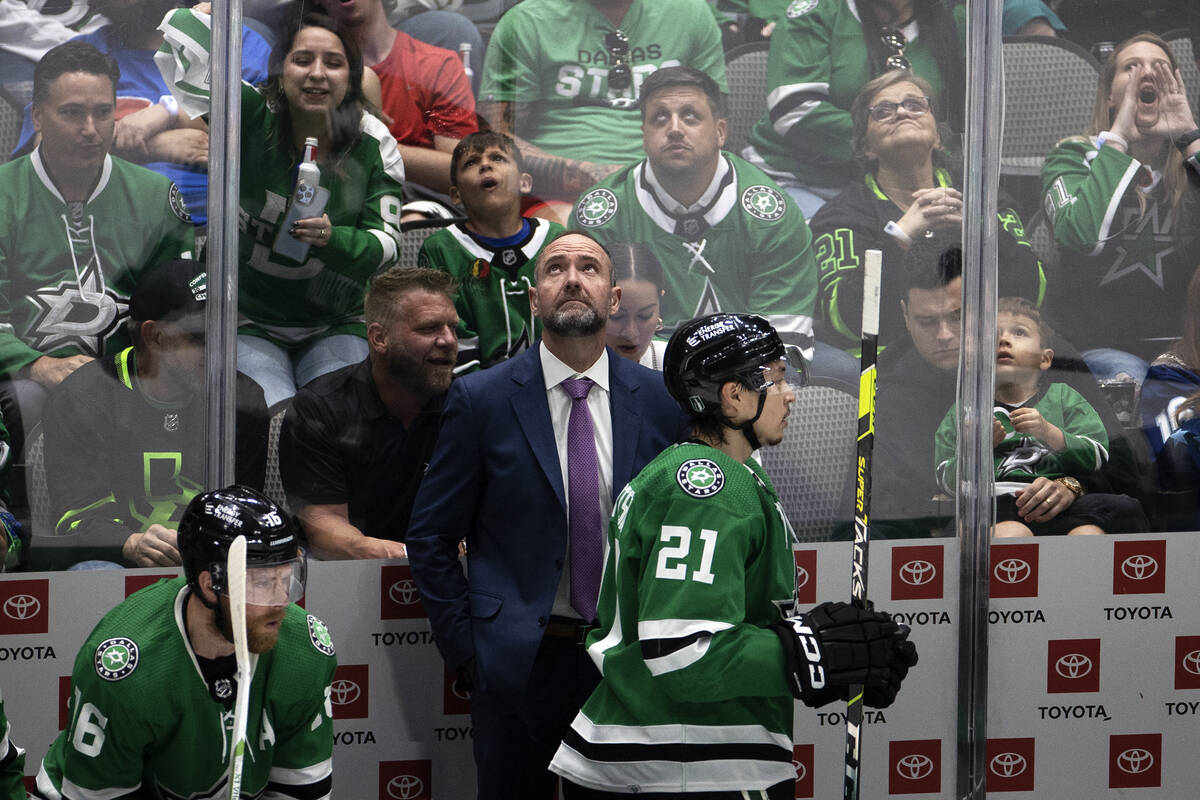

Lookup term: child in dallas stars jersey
[419,131,564,373]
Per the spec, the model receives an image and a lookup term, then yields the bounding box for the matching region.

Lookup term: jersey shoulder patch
[576,188,619,228]
[94,636,139,681]
[741,185,787,222]
[676,458,725,498]
[168,182,192,223]
[307,613,335,656]
[787,0,819,17]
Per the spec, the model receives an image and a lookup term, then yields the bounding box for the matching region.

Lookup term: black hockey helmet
[180,485,305,606]
[664,313,787,416]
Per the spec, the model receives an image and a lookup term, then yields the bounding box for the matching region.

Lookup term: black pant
[470,635,600,800]
[562,779,796,799]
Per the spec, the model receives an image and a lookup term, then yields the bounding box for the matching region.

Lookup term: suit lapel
[609,354,643,500]
[510,349,567,511]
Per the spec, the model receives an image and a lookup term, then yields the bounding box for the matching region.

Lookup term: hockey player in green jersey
[419,131,564,372]
[550,313,917,797]
[35,486,336,800]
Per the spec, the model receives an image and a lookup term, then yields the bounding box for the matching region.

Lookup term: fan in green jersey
[158,7,405,408]
[35,486,335,800]
[419,131,564,372]
[550,313,917,797]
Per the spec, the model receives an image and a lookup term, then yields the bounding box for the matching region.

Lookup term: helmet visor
[240,554,307,607]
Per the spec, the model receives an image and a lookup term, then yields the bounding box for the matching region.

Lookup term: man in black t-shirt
[280,267,459,559]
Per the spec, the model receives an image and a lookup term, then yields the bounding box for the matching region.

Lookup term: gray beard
[545,306,605,337]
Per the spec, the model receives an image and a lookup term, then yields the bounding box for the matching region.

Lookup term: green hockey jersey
[157,8,405,345]
[745,0,963,189]
[418,217,563,372]
[480,0,727,164]
[550,443,799,793]
[573,153,816,361]
[935,382,1109,494]
[0,688,24,800]
[0,151,194,375]
[36,577,335,799]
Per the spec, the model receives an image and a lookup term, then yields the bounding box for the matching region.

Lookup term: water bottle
[273,137,329,262]
[459,42,473,83]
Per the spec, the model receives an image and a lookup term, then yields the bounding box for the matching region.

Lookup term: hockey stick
[843,250,881,800]
[227,535,250,800]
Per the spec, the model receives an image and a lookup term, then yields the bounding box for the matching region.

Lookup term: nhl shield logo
[308,614,335,656]
[677,459,725,498]
[501,248,518,267]
[787,0,818,17]
[163,413,180,432]
[742,185,786,222]
[95,637,139,681]
[577,189,618,228]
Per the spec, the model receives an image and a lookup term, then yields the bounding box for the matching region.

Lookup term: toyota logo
[896,754,934,780]
[386,775,425,799]
[795,566,810,589]
[388,580,421,606]
[1183,649,1200,676]
[3,594,40,620]
[993,558,1031,584]
[1120,554,1159,581]
[1055,653,1093,679]
[1117,748,1154,775]
[792,760,807,781]
[989,752,1027,778]
[329,679,360,706]
[899,560,936,586]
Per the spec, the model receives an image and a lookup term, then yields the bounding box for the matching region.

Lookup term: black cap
[128,259,207,322]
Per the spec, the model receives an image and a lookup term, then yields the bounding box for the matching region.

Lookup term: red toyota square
[444,669,471,716]
[1109,734,1161,788]
[888,739,940,794]
[58,675,72,730]
[1047,639,1101,693]
[331,664,369,719]
[125,574,176,597]
[0,578,49,634]
[793,550,817,605]
[890,545,944,601]
[986,737,1035,792]
[1113,540,1166,595]
[380,565,428,620]
[380,760,432,800]
[793,744,814,798]
[1176,636,1200,690]
[989,543,1038,598]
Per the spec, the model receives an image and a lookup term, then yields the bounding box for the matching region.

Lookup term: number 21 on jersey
[655,526,718,585]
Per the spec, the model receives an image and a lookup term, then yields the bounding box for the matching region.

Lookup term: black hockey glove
[771,601,917,709]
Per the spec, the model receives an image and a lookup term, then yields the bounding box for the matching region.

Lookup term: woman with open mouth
[158,7,406,410]
[1041,32,1200,388]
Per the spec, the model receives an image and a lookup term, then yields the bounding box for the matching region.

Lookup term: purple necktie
[561,377,601,621]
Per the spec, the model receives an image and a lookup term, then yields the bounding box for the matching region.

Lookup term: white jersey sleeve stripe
[268,758,333,784]
[644,634,711,676]
[369,229,400,269]
[570,712,793,747]
[638,618,733,640]
[766,82,829,110]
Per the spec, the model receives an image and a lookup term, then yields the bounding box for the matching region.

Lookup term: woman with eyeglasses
[742,0,964,218]
[1042,32,1200,386]
[808,71,1045,350]
[604,242,669,370]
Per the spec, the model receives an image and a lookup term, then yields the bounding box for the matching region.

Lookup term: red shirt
[374,30,477,148]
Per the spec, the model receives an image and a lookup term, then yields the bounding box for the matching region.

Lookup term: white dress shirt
[540,342,613,620]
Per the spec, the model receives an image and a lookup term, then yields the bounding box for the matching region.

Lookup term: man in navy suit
[407,231,683,799]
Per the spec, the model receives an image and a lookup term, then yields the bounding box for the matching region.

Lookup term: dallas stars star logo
[25,280,127,355]
[1099,205,1174,289]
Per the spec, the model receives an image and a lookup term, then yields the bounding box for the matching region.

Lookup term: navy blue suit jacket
[406,345,685,701]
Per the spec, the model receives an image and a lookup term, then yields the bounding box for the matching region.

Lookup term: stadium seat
[1163,30,1200,110]
[398,217,460,271]
[0,91,23,165]
[1001,35,1102,177]
[723,41,769,155]
[759,379,857,543]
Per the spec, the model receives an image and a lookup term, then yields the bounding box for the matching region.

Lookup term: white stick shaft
[862,250,882,337]
[228,535,250,800]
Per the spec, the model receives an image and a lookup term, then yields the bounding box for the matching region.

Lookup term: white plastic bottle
[272,137,329,262]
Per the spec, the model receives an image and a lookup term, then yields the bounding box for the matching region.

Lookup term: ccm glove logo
[788,617,827,689]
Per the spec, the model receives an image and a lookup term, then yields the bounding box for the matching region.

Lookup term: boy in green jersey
[419,131,564,371]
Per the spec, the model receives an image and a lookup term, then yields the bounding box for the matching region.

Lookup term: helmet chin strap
[719,390,768,452]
